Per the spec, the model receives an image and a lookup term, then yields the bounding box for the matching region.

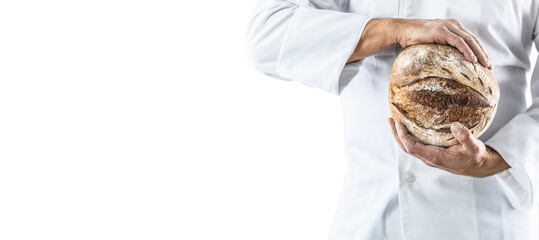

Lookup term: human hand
[388,118,510,177]
[395,19,492,70]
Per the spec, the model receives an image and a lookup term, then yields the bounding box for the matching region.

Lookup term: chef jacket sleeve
[485,13,539,210]
[246,0,373,95]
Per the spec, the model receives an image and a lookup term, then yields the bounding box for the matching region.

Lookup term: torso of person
[331,0,537,239]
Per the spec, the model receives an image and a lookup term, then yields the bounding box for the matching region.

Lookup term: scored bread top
[389,44,500,147]
[391,44,499,106]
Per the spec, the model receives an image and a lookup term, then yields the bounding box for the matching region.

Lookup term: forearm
[347,18,491,69]
[347,18,402,63]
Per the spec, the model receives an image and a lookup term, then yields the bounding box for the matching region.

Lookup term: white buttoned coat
[246,0,539,239]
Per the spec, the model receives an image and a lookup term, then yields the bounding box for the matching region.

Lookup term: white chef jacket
[246,0,539,239]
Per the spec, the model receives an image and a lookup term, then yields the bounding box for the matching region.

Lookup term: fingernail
[451,122,462,132]
[472,55,477,62]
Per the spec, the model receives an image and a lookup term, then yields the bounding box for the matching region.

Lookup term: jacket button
[403,171,416,183]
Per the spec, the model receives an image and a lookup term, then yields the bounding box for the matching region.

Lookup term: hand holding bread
[387,44,507,177]
[348,18,492,70]
[389,118,510,177]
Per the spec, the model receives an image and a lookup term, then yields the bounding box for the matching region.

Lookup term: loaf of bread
[389,44,500,147]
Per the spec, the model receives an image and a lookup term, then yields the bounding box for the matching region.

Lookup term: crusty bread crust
[389,44,500,147]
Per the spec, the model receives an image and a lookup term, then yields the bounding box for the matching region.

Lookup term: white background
[0,1,536,240]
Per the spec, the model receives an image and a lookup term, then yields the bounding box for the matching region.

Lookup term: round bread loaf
[389,44,500,147]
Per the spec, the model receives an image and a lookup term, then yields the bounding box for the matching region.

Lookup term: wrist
[388,18,406,47]
[485,146,511,175]
[347,18,408,63]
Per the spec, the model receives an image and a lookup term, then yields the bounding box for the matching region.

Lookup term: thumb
[451,122,475,147]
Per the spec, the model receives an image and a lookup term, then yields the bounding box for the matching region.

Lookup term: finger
[416,155,438,168]
[450,20,492,65]
[395,122,451,166]
[392,120,433,165]
[414,145,450,168]
[388,118,406,152]
[395,121,425,155]
[447,23,491,69]
[444,30,476,63]
[450,122,477,149]
[450,20,493,70]
[459,29,493,70]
